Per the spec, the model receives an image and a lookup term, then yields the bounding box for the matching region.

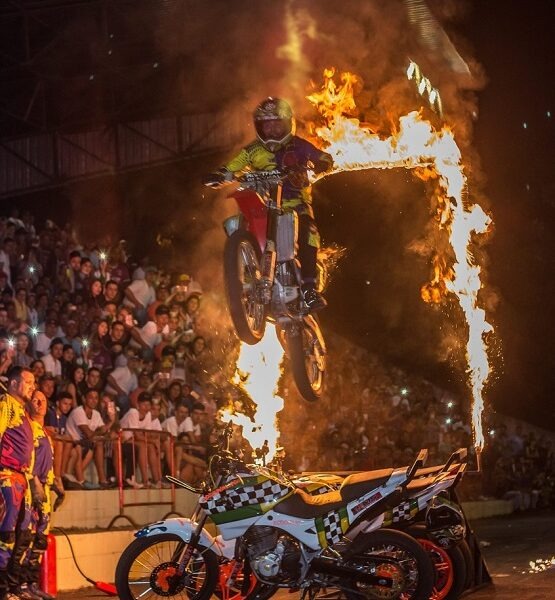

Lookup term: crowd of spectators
[0,208,224,492]
[1,207,553,510]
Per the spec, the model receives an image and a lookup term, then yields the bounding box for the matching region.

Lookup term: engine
[244,526,302,583]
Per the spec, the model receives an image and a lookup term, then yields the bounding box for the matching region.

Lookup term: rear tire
[286,318,325,402]
[115,533,219,600]
[224,231,266,344]
[403,525,467,599]
[344,529,435,600]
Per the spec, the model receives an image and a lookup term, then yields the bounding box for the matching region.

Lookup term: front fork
[175,508,209,576]
[260,207,279,304]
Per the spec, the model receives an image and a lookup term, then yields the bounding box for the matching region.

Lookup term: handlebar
[203,168,290,190]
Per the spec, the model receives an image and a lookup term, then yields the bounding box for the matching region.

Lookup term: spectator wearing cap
[118,392,153,488]
[123,266,157,325]
[42,337,64,379]
[105,350,141,415]
[130,304,170,359]
[35,319,58,357]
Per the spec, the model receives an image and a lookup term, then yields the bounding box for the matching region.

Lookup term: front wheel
[115,533,219,600]
[224,230,266,344]
[344,529,435,600]
[285,317,325,402]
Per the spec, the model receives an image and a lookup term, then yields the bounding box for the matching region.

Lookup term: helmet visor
[255,118,291,144]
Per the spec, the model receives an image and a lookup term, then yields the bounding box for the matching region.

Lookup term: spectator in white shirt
[105,350,141,414]
[65,388,115,488]
[179,402,207,484]
[123,266,157,325]
[118,392,152,488]
[146,401,166,488]
[162,402,189,476]
[41,337,64,380]
[129,305,170,358]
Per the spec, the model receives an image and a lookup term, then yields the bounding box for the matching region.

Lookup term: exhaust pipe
[311,556,393,587]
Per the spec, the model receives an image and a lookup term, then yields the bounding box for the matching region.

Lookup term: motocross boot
[302,284,327,312]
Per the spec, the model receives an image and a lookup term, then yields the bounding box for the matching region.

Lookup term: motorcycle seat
[273,488,345,518]
[339,468,394,502]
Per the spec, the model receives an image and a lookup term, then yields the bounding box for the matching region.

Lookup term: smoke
[147,0,493,386]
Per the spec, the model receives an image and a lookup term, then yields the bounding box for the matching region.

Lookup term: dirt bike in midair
[205,170,326,402]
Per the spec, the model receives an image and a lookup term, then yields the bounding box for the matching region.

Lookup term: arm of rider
[203,168,234,189]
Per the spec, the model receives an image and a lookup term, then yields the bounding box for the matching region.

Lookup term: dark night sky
[320,1,555,429]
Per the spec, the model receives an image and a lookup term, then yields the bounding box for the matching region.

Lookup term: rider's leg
[298,214,327,311]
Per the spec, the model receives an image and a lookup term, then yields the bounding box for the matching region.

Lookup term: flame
[307,68,493,449]
[220,325,284,462]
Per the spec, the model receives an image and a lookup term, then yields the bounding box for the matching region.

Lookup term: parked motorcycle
[204,170,326,402]
[293,448,470,600]
[115,423,435,599]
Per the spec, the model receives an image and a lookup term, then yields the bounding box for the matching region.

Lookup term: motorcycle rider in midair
[207,97,333,312]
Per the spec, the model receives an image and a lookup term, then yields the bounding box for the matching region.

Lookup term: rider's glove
[203,169,233,189]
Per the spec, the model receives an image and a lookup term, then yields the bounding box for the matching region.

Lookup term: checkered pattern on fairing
[225,479,291,508]
[391,501,415,523]
[321,510,344,545]
[200,479,290,515]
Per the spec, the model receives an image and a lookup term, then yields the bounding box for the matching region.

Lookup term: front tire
[115,533,219,600]
[286,317,325,402]
[224,230,266,344]
[344,529,435,600]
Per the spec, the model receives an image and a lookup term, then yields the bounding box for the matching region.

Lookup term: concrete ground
[58,509,555,599]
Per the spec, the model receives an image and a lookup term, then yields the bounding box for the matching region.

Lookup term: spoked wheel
[224,230,266,344]
[115,533,219,600]
[404,526,467,599]
[286,316,325,402]
[344,529,435,600]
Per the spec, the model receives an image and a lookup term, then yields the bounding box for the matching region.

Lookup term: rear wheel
[115,533,219,600]
[416,538,466,600]
[286,317,325,402]
[224,231,266,344]
[344,529,435,600]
